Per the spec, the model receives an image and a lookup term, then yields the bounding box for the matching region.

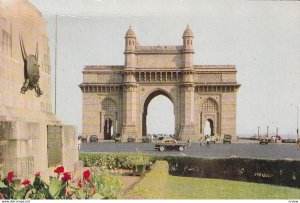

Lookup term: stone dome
[125,26,136,38]
[183,25,193,37]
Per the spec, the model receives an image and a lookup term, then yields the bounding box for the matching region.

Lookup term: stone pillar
[121,83,137,139]
[179,82,196,140]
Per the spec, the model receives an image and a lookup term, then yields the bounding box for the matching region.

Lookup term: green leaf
[48,179,62,198]
[77,189,86,199]
[13,188,26,199]
[0,181,7,188]
[42,188,51,199]
[91,193,104,199]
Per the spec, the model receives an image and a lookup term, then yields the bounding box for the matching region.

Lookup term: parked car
[127,136,137,142]
[115,134,121,143]
[154,138,186,151]
[259,137,269,144]
[142,136,152,143]
[210,136,216,144]
[89,135,98,143]
[223,134,232,144]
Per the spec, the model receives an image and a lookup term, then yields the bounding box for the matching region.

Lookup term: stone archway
[200,98,219,137]
[142,89,174,137]
[80,26,240,141]
[101,98,117,140]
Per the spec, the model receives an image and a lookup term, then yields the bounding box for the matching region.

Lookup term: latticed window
[202,98,217,111]
[102,98,117,112]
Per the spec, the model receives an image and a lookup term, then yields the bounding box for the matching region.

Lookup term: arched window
[202,98,218,111]
[102,98,117,112]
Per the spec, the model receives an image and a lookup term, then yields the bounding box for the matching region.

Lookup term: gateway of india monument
[80,26,240,141]
[0,0,80,179]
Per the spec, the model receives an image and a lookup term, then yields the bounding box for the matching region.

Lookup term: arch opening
[101,98,117,140]
[204,119,214,137]
[142,90,175,138]
[104,118,113,140]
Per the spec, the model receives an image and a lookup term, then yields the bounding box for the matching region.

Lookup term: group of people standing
[187,135,211,148]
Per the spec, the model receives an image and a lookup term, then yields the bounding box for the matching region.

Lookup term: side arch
[101,97,118,140]
[200,97,220,137]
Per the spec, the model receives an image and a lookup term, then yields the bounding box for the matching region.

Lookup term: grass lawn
[134,175,300,199]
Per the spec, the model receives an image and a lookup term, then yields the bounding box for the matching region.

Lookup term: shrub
[79,153,153,172]
[90,168,122,199]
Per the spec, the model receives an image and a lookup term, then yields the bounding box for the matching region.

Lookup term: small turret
[182,25,194,51]
[125,26,136,52]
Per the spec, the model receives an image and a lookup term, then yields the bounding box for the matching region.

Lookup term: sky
[27,0,300,137]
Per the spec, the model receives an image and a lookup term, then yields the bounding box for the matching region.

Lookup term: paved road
[80,142,300,160]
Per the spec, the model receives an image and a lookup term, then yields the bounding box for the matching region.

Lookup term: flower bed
[0,166,99,199]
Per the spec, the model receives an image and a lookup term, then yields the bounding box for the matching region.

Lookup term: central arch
[142,89,174,137]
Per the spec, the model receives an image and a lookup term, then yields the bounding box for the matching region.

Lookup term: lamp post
[297,106,299,139]
[267,126,269,137]
[258,126,260,138]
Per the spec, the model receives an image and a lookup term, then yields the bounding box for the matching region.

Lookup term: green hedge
[123,161,169,199]
[80,152,154,170]
[161,156,300,188]
[79,153,300,188]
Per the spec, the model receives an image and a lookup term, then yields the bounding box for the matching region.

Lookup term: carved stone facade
[80,26,240,141]
[0,0,80,178]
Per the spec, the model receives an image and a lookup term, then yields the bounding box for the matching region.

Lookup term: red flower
[83,170,90,182]
[0,192,4,199]
[61,172,71,182]
[7,171,14,183]
[54,166,64,174]
[35,172,40,177]
[77,179,82,188]
[22,179,31,186]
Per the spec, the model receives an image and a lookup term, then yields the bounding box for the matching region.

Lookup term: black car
[223,134,232,144]
[115,134,121,142]
[127,137,137,142]
[154,138,186,151]
[142,136,152,143]
[89,135,98,143]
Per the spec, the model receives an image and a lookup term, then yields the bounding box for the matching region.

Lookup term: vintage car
[89,135,98,143]
[259,136,269,144]
[141,136,152,143]
[154,138,186,151]
[127,136,137,143]
[223,134,232,144]
[114,134,121,143]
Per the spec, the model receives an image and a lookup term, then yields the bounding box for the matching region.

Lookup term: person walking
[78,138,82,150]
[206,135,210,148]
[199,136,204,148]
[188,137,192,147]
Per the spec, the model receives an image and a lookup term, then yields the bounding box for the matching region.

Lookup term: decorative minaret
[180,25,196,140]
[121,26,138,139]
[182,24,194,68]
